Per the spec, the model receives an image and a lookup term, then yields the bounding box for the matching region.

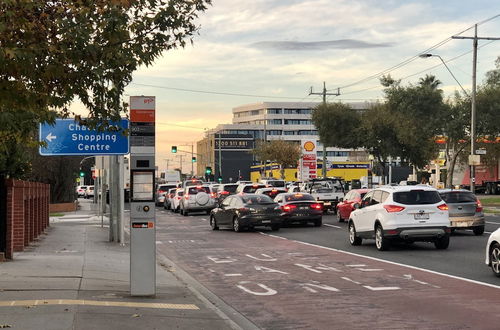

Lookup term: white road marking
[236,282,277,296]
[300,282,339,293]
[341,277,361,285]
[358,268,383,272]
[258,232,500,290]
[486,221,500,225]
[207,256,237,263]
[224,274,242,277]
[201,218,207,221]
[155,241,163,245]
[246,254,277,261]
[363,286,400,291]
[255,265,289,275]
[347,264,366,267]
[324,224,342,229]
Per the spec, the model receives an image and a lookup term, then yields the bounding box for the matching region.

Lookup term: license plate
[262,220,271,223]
[414,213,429,220]
[300,206,308,210]
[324,202,331,206]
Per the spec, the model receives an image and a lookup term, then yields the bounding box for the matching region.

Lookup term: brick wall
[4,179,50,259]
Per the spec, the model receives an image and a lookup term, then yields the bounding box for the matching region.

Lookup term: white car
[84,186,95,199]
[254,187,287,199]
[485,228,500,277]
[163,188,178,210]
[180,185,216,216]
[76,185,87,197]
[155,184,177,206]
[348,185,450,251]
[171,189,184,213]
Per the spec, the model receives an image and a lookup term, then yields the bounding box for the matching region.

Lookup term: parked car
[336,189,371,222]
[209,194,282,232]
[274,192,323,226]
[216,183,239,201]
[180,185,216,216]
[236,183,266,194]
[76,185,87,197]
[156,184,177,206]
[255,187,287,199]
[485,228,500,277]
[438,189,485,235]
[348,185,451,251]
[84,186,95,199]
[163,188,178,210]
[171,189,184,213]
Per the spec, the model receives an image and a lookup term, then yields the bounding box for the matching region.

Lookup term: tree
[0,0,212,178]
[311,102,362,149]
[253,140,301,179]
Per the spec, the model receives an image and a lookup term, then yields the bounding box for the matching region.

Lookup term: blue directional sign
[39,119,129,156]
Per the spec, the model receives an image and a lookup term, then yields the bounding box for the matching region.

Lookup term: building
[197,101,372,181]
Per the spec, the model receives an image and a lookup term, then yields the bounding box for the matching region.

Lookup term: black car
[210,194,283,232]
[274,193,323,226]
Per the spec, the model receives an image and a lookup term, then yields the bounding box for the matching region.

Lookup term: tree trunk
[446,144,467,188]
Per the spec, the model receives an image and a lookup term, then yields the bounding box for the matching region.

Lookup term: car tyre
[210,216,219,231]
[473,226,485,236]
[233,217,242,232]
[183,209,189,216]
[434,234,450,249]
[314,218,322,227]
[271,224,280,231]
[375,225,390,251]
[336,210,344,222]
[348,222,362,246]
[490,243,500,277]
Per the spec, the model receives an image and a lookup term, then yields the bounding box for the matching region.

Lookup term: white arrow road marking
[46,132,57,142]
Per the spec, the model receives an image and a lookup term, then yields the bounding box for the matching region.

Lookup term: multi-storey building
[197,101,372,181]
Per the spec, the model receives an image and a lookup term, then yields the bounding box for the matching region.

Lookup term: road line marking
[486,221,500,225]
[259,232,287,240]
[259,232,500,290]
[358,268,383,272]
[324,224,342,229]
[341,277,361,285]
[155,241,163,245]
[224,274,243,277]
[347,264,366,267]
[0,299,199,310]
[363,286,400,291]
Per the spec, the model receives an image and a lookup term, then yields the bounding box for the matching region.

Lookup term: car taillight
[310,203,323,210]
[383,205,405,213]
[158,190,165,194]
[220,191,230,195]
[476,199,483,213]
[176,196,181,200]
[281,205,297,212]
[210,192,217,198]
[437,203,448,211]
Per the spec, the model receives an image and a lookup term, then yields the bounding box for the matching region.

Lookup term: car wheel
[434,234,450,249]
[314,218,322,227]
[183,209,189,216]
[210,216,219,231]
[348,222,362,246]
[206,210,211,215]
[233,217,242,232]
[375,225,390,251]
[336,210,344,222]
[490,243,500,277]
[175,206,179,213]
[271,224,280,231]
[473,226,485,236]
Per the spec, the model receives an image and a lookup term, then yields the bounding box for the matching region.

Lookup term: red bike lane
[156,215,500,329]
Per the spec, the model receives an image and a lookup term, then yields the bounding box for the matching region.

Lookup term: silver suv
[180,185,216,216]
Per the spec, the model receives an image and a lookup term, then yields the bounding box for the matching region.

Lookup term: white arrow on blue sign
[39,119,129,156]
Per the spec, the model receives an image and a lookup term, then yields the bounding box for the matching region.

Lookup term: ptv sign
[39,119,129,156]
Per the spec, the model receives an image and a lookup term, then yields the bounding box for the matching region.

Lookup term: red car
[336,188,371,222]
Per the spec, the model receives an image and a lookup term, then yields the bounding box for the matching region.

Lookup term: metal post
[218,132,222,179]
[191,143,194,177]
[470,25,478,193]
[118,155,125,245]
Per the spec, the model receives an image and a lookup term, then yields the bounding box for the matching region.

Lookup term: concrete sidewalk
[0,202,237,330]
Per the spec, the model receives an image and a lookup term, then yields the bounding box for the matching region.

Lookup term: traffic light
[205,166,212,175]
[217,176,223,183]
[192,156,197,163]
[79,171,85,177]
[171,146,177,153]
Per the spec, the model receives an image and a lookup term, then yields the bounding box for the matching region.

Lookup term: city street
[154,206,500,329]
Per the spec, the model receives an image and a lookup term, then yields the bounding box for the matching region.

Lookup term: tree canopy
[0,0,211,178]
[253,140,301,179]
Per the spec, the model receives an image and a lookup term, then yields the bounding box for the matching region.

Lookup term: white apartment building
[209,101,371,162]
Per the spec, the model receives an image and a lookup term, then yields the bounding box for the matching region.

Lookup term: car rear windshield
[159,185,175,191]
[439,192,476,203]
[393,190,442,205]
[285,194,315,202]
[241,195,274,204]
[188,187,210,194]
[222,185,238,193]
[243,185,265,193]
[267,181,285,187]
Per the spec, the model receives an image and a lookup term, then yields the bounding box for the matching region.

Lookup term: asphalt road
[153,206,500,329]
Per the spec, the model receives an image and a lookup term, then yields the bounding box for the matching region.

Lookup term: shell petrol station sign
[299,139,317,180]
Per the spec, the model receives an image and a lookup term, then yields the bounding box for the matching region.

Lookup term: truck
[458,163,500,194]
[301,178,345,214]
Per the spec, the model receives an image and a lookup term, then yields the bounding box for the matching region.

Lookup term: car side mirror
[353,203,361,209]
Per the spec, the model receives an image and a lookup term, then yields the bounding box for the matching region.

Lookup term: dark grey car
[438,189,485,235]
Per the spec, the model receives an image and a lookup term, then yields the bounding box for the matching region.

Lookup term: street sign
[39,119,129,156]
[476,149,487,155]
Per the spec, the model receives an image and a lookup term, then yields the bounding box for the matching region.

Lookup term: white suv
[180,185,216,216]
[348,185,450,251]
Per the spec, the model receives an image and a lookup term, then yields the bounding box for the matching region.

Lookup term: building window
[267,108,282,114]
[284,119,312,125]
[267,130,282,135]
[267,119,282,125]
[250,110,262,116]
[283,131,297,135]
[284,108,312,114]
[317,151,349,157]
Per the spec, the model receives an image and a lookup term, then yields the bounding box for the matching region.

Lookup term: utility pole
[310,82,340,178]
[452,25,500,193]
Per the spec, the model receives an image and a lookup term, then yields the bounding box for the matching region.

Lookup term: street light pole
[419,53,469,96]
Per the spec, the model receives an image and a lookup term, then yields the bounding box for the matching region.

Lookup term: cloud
[250,39,393,51]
